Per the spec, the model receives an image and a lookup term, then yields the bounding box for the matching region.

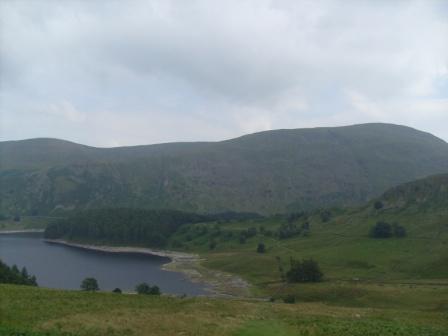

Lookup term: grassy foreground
[1,284,447,336]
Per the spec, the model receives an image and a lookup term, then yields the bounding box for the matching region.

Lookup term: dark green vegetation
[135,283,161,295]
[0,259,37,286]
[370,221,406,238]
[1,284,447,336]
[2,123,448,215]
[80,278,99,292]
[44,208,207,247]
[286,259,323,283]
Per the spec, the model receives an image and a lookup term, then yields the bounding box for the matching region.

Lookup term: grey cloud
[0,0,447,146]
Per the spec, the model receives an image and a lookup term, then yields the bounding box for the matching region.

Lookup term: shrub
[136,282,161,295]
[286,258,323,283]
[112,288,122,293]
[256,243,266,253]
[277,222,302,239]
[370,221,392,238]
[374,201,384,210]
[370,221,406,238]
[80,277,99,291]
[319,210,332,222]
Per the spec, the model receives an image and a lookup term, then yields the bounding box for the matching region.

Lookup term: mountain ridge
[1,123,448,215]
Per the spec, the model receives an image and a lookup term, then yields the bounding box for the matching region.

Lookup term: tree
[370,221,392,238]
[374,201,384,210]
[135,282,161,295]
[136,282,151,294]
[112,288,122,293]
[256,243,266,254]
[81,277,99,291]
[286,258,323,283]
[319,210,331,222]
[21,267,29,279]
[149,285,161,295]
[0,259,38,286]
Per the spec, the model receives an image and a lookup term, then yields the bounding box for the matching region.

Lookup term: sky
[0,0,447,147]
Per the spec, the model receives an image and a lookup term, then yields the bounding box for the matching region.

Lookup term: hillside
[2,284,447,336]
[4,175,448,336]
[164,173,448,287]
[1,123,448,215]
[44,174,448,286]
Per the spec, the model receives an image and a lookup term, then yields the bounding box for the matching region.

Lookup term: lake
[0,232,207,295]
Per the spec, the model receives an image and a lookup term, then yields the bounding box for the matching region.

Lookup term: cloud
[0,0,447,146]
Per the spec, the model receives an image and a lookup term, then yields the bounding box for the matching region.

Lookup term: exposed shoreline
[44,239,250,298]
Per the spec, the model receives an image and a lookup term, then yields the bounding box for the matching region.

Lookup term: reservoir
[0,232,207,295]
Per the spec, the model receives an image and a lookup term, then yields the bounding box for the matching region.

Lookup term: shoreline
[44,239,250,298]
[44,239,197,261]
[0,229,45,234]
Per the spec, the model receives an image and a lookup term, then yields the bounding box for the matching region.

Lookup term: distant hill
[1,123,448,215]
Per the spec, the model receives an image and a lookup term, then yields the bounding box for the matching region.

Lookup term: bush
[80,277,99,291]
[286,258,323,283]
[277,222,302,239]
[112,288,122,293]
[374,201,384,210]
[370,221,406,238]
[135,282,161,295]
[319,210,332,222]
[256,243,266,253]
[370,221,392,238]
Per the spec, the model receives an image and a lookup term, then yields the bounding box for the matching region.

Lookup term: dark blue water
[0,233,206,295]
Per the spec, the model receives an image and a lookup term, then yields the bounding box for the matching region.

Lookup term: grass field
[1,284,447,336]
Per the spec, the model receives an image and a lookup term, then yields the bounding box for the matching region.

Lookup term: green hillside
[1,123,448,215]
[43,174,448,296]
[1,284,447,336]
[2,176,448,336]
[158,173,448,299]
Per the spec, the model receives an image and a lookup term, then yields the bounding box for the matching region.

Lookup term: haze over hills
[1,123,448,215]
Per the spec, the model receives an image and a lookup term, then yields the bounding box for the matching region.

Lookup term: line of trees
[0,259,37,286]
[45,208,209,248]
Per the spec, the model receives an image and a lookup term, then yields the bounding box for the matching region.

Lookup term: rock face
[1,123,448,215]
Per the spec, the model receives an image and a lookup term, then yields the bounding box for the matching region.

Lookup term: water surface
[0,232,206,295]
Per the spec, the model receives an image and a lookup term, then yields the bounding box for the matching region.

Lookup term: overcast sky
[1,0,447,147]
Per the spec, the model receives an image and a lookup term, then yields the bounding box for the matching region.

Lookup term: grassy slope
[166,174,448,298]
[2,123,448,215]
[1,284,447,336]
